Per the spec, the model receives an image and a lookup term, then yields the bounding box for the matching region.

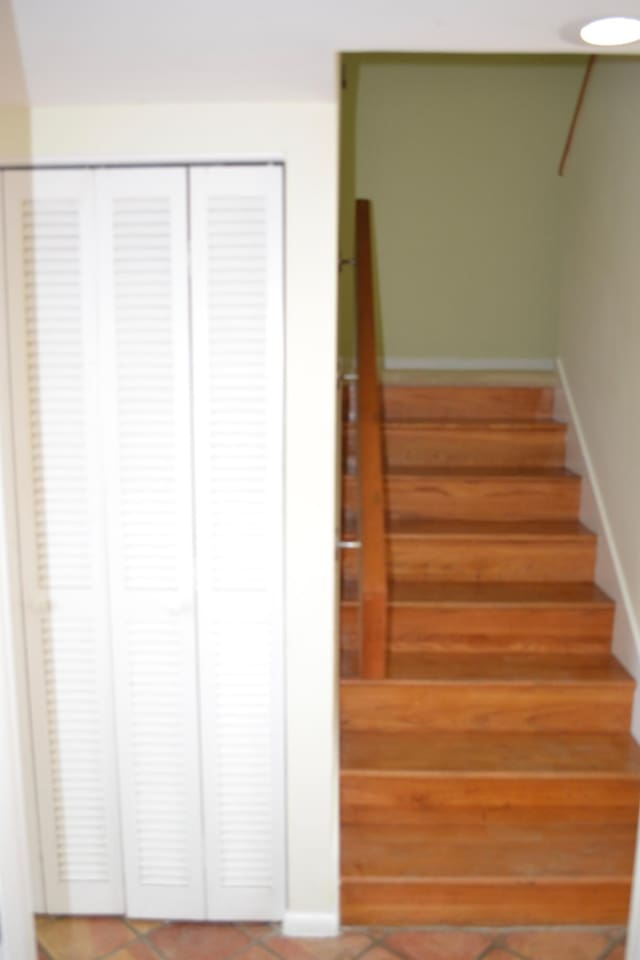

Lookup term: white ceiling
[2,0,640,105]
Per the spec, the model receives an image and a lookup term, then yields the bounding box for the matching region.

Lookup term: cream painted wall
[557,57,640,685]
[0,108,31,159]
[351,55,586,364]
[1,102,340,930]
[338,60,358,368]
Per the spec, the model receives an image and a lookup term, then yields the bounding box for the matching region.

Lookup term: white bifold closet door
[97,168,206,919]
[4,163,284,921]
[5,170,124,914]
[190,166,285,920]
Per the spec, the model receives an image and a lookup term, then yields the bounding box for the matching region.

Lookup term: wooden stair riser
[381,386,555,422]
[341,682,633,733]
[341,878,632,926]
[342,474,581,524]
[340,603,614,658]
[341,774,640,825]
[341,536,596,585]
[344,821,637,874]
[344,423,568,471]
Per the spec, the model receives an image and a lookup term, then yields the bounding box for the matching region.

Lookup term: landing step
[341,823,634,925]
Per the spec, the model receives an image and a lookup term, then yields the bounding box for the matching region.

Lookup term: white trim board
[282,912,340,938]
[383,357,556,372]
[0,156,286,169]
[555,358,640,738]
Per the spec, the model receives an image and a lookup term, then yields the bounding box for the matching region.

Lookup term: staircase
[339,378,640,926]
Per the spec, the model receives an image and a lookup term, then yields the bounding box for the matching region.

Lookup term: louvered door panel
[190,166,285,920]
[97,169,205,919]
[3,170,123,913]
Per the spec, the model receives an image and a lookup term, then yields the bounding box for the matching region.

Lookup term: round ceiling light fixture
[580,16,640,46]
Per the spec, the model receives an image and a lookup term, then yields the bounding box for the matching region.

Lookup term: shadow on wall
[0,0,30,158]
[0,5,34,960]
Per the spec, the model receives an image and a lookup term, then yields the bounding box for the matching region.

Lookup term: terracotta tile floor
[34,917,627,960]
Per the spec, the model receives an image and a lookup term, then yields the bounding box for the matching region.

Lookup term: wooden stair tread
[342,520,594,540]
[341,822,637,879]
[341,652,635,697]
[341,730,640,775]
[347,418,566,432]
[342,580,613,606]
[344,465,580,483]
[387,652,631,683]
[343,655,632,687]
[383,519,593,539]
[345,465,577,478]
[381,371,558,387]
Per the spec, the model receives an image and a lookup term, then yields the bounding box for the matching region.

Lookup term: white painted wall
[0,101,340,933]
[557,57,640,687]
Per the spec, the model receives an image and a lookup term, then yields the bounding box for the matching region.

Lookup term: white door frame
[0,180,37,960]
[0,333,36,960]
[0,551,37,960]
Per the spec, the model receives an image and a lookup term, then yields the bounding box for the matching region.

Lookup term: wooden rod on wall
[559,55,597,177]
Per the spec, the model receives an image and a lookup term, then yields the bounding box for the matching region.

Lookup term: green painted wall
[339,55,587,365]
[338,57,359,367]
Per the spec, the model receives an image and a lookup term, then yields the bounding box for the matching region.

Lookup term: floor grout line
[597,935,627,960]
[36,941,55,960]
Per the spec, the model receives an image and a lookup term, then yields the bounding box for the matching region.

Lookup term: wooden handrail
[559,55,596,177]
[355,199,388,679]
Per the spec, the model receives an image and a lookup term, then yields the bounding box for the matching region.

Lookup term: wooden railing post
[355,199,388,678]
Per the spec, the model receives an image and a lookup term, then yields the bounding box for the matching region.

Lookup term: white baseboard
[383,356,556,372]
[282,911,340,938]
[555,358,640,738]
